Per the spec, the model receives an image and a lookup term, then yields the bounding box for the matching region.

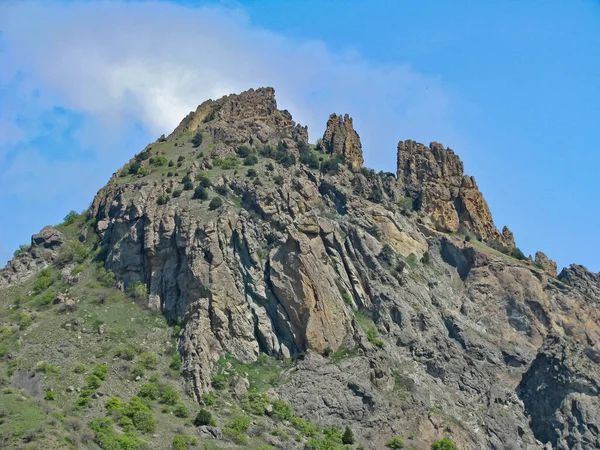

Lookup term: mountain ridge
[1,87,599,450]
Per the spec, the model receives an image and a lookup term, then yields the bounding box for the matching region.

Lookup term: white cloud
[0,1,458,162]
[0,0,459,264]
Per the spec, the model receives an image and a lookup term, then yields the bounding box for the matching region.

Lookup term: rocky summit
[0,87,599,450]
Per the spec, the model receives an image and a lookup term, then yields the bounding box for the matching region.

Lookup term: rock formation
[535,250,558,276]
[396,140,502,242]
[0,225,64,286]
[170,87,308,158]
[321,113,364,170]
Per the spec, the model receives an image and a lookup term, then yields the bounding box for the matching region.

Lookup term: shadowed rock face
[3,87,598,449]
[321,113,364,170]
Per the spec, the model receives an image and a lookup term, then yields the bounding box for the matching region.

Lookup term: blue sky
[0,0,599,271]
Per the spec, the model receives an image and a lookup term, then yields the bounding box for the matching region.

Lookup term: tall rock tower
[321,113,364,170]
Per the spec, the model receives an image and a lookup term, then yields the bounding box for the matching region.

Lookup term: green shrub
[93,364,108,381]
[139,382,160,400]
[132,409,156,433]
[193,186,208,200]
[242,392,269,415]
[300,152,320,169]
[173,403,189,418]
[105,396,123,416]
[159,384,179,405]
[342,426,354,444]
[224,416,251,444]
[19,312,33,330]
[172,189,183,198]
[321,158,341,175]
[35,361,60,374]
[13,244,30,257]
[97,267,116,287]
[244,155,258,166]
[126,281,147,301]
[138,352,158,370]
[208,196,223,210]
[131,364,145,379]
[125,396,156,433]
[387,436,405,448]
[44,390,55,401]
[152,156,168,166]
[211,374,228,390]
[57,240,90,264]
[158,134,167,142]
[214,184,228,196]
[272,399,294,421]
[62,210,80,225]
[197,175,212,188]
[73,363,86,374]
[246,168,258,177]
[191,132,203,148]
[511,247,526,260]
[157,194,170,205]
[172,434,198,450]
[236,145,253,157]
[33,268,54,294]
[291,417,318,437]
[431,437,457,450]
[117,415,135,433]
[201,392,215,406]
[115,345,138,361]
[193,408,215,426]
[168,353,182,372]
[265,162,274,171]
[86,375,102,390]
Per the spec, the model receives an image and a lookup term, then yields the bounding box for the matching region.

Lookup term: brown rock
[321,113,364,170]
[169,87,308,155]
[501,226,516,248]
[535,251,558,276]
[396,139,499,241]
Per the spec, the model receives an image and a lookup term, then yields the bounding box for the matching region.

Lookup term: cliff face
[2,87,599,450]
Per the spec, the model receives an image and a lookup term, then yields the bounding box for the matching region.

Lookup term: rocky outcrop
[169,87,308,158]
[558,264,600,301]
[321,113,364,170]
[0,225,64,286]
[502,225,516,248]
[396,140,500,241]
[535,251,558,276]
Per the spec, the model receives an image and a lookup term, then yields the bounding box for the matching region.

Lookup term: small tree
[193,186,208,200]
[431,437,457,450]
[191,132,203,148]
[193,409,215,426]
[342,426,354,445]
[209,197,223,210]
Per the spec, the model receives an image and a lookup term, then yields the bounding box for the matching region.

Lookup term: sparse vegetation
[387,436,405,448]
[431,437,457,450]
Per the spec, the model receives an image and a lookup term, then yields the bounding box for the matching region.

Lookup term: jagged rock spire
[396,139,500,241]
[321,113,363,170]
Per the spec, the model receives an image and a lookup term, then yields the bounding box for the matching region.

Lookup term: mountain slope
[1,87,599,450]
